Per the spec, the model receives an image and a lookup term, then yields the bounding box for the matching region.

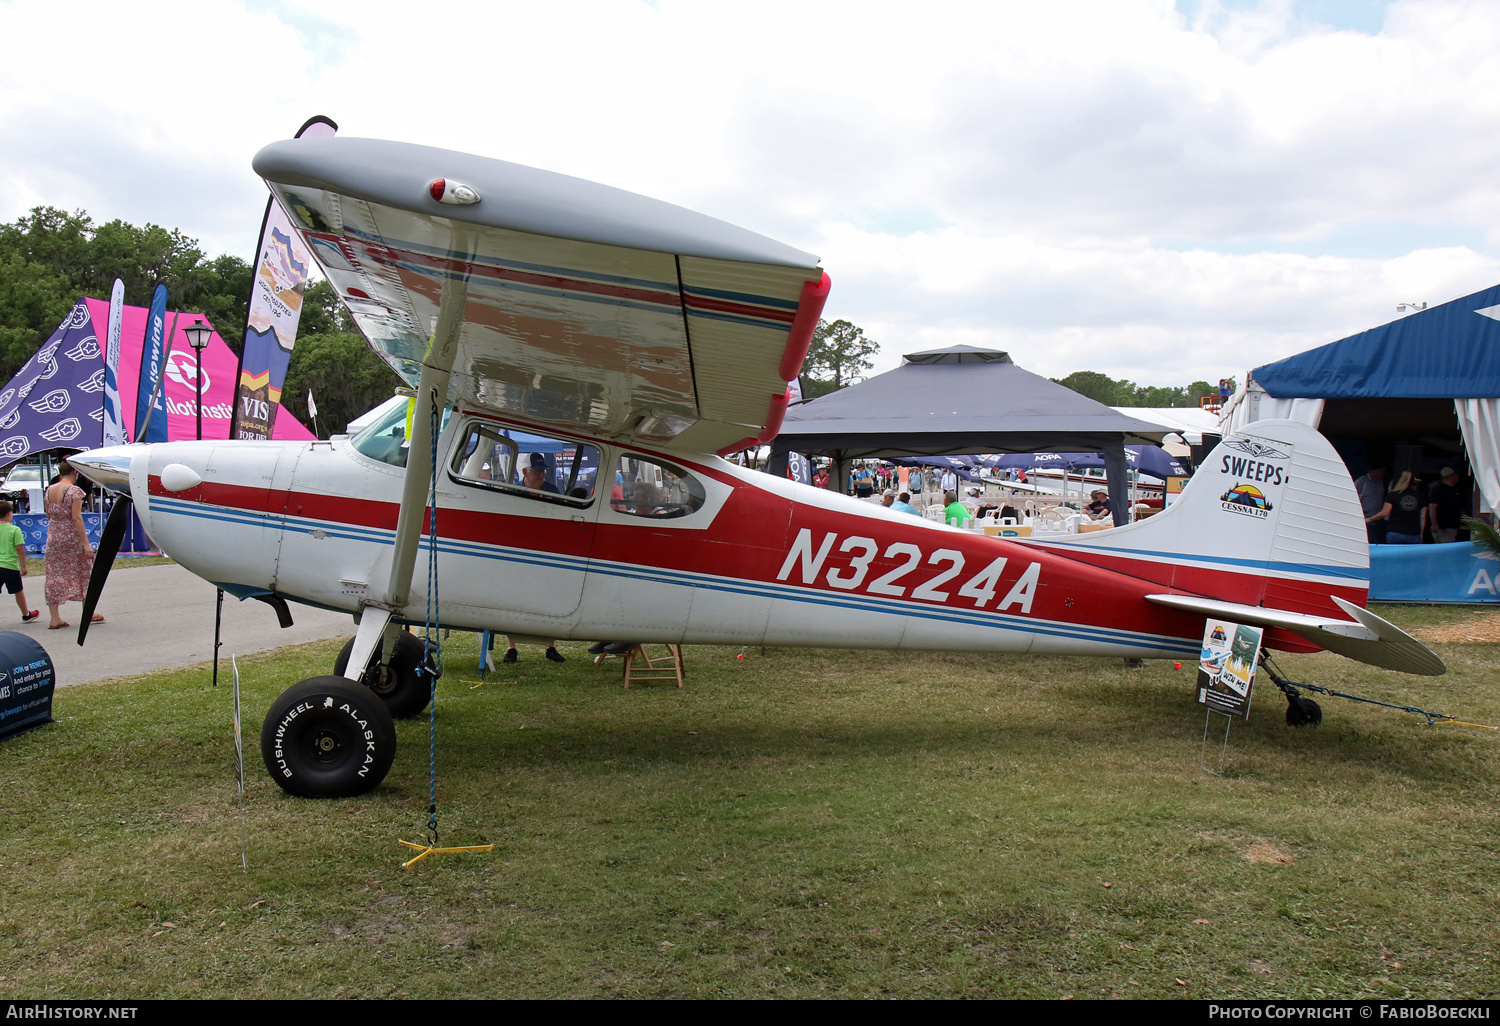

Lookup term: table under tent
[1221,281,1500,602]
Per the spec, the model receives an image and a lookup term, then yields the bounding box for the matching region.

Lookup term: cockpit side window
[611,455,705,519]
[449,423,599,506]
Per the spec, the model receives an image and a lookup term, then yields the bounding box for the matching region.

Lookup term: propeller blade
[78,495,133,646]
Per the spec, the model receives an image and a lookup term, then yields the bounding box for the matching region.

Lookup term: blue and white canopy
[1253,282,1500,399]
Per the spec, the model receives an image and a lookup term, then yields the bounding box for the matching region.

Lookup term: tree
[1053,371,1223,408]
[0,253,75,377]
[1186,379,1218,405]
[282,332,404,435]
[1053,370,1123,406]
[802,318,879,398]
[180,253,254,355]
[297,279,353,337]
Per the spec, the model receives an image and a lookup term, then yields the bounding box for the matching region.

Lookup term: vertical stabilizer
[1026,419,1370,617]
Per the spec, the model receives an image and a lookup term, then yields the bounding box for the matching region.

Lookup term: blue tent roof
[1253,281,1500,399]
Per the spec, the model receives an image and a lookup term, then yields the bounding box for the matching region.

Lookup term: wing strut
[343,238,469,682]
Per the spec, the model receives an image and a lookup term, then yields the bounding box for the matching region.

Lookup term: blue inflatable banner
[135,284,170,443]
[1369,542,1500,603]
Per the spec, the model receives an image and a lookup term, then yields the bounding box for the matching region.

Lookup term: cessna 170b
[69,135,1445,798]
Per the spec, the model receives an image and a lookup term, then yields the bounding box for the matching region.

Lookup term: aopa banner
[230,115,337,441]
[1369,541,1500,603]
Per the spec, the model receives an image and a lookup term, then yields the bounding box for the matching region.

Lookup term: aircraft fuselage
[105,414,1225,661]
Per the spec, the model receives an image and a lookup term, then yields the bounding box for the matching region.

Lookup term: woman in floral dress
[44,460,103,630]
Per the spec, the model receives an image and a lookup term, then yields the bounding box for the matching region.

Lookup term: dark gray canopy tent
[768,345,1167,525]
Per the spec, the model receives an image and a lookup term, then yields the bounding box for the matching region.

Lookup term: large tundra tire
[261,676,397,798]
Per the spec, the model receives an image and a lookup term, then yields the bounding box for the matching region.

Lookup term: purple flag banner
[0,300,107,464]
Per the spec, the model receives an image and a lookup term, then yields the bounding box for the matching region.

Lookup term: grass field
[1,609,1497,999]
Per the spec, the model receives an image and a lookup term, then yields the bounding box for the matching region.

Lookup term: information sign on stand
[0,633,56,742]
[1195,618,1263,773]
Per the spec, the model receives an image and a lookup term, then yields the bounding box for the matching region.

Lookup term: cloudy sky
[4,0,1500,386]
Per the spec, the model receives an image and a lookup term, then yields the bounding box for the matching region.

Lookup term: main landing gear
[261,631,440,798]
[333,631,438,720]
[260,676,397,798]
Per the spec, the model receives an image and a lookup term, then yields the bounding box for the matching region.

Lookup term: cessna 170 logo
[1218,436,1290,519]
[1221,483,1274,519]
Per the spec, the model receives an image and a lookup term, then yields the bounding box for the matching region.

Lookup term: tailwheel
[334,631,437,719]
[1285,694,1323,728]
[261,676,397,797]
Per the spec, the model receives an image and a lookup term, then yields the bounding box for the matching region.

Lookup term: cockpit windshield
[349,398,452,468]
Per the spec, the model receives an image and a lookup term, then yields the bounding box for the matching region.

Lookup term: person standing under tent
[1427,467,1469,544]
[1380,471,1426,544]
[1353,466,1388,544]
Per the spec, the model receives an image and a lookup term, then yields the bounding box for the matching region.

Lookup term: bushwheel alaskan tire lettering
[260,676,397,798]
[333,631,436,719]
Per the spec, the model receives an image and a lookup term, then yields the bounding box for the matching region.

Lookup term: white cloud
[4,0,1500,385]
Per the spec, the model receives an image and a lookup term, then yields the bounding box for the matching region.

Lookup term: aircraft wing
[1146,593,1445,676]
[252,136,829,453]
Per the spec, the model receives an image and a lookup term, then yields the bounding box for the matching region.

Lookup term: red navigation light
[428,179,480,205]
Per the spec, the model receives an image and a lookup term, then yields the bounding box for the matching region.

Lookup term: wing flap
[1146,593,1445,676]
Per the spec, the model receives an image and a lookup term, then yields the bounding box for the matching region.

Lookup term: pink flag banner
[81,299,314,443]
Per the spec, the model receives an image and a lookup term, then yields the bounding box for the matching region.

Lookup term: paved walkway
[20,563,355,687]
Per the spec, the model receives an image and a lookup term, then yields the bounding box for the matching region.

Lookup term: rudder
[1026,419,1370,617]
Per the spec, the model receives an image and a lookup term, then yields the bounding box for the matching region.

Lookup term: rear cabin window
[450,424,600,505]
[611,455,705,519]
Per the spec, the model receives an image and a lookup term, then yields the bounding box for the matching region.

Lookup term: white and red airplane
[70,136,1443,798]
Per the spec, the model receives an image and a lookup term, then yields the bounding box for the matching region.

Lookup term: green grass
[23,554,174,577]
[1,617,1498,999]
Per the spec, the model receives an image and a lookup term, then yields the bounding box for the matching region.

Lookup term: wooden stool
[594,643,684,688]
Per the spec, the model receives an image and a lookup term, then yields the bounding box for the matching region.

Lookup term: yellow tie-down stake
[399,839,495,869]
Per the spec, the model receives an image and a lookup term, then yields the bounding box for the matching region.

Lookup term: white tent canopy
[1110,406,1222,446]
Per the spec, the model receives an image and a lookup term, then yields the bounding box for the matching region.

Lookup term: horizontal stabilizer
[1146,593,1445,677]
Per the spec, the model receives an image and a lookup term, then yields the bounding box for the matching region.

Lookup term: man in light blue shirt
[889,490,921,516]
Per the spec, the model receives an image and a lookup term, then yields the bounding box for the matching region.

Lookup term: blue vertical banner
[135,284,169,443]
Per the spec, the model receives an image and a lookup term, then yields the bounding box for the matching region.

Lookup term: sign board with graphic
[0,632,56,742]
[1165,475,1189,507]
[1195,618,1262,720]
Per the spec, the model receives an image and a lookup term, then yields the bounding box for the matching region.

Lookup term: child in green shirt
[0,501,38,622]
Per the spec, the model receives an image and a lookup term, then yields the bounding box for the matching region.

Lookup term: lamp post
[183,319,213,441]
